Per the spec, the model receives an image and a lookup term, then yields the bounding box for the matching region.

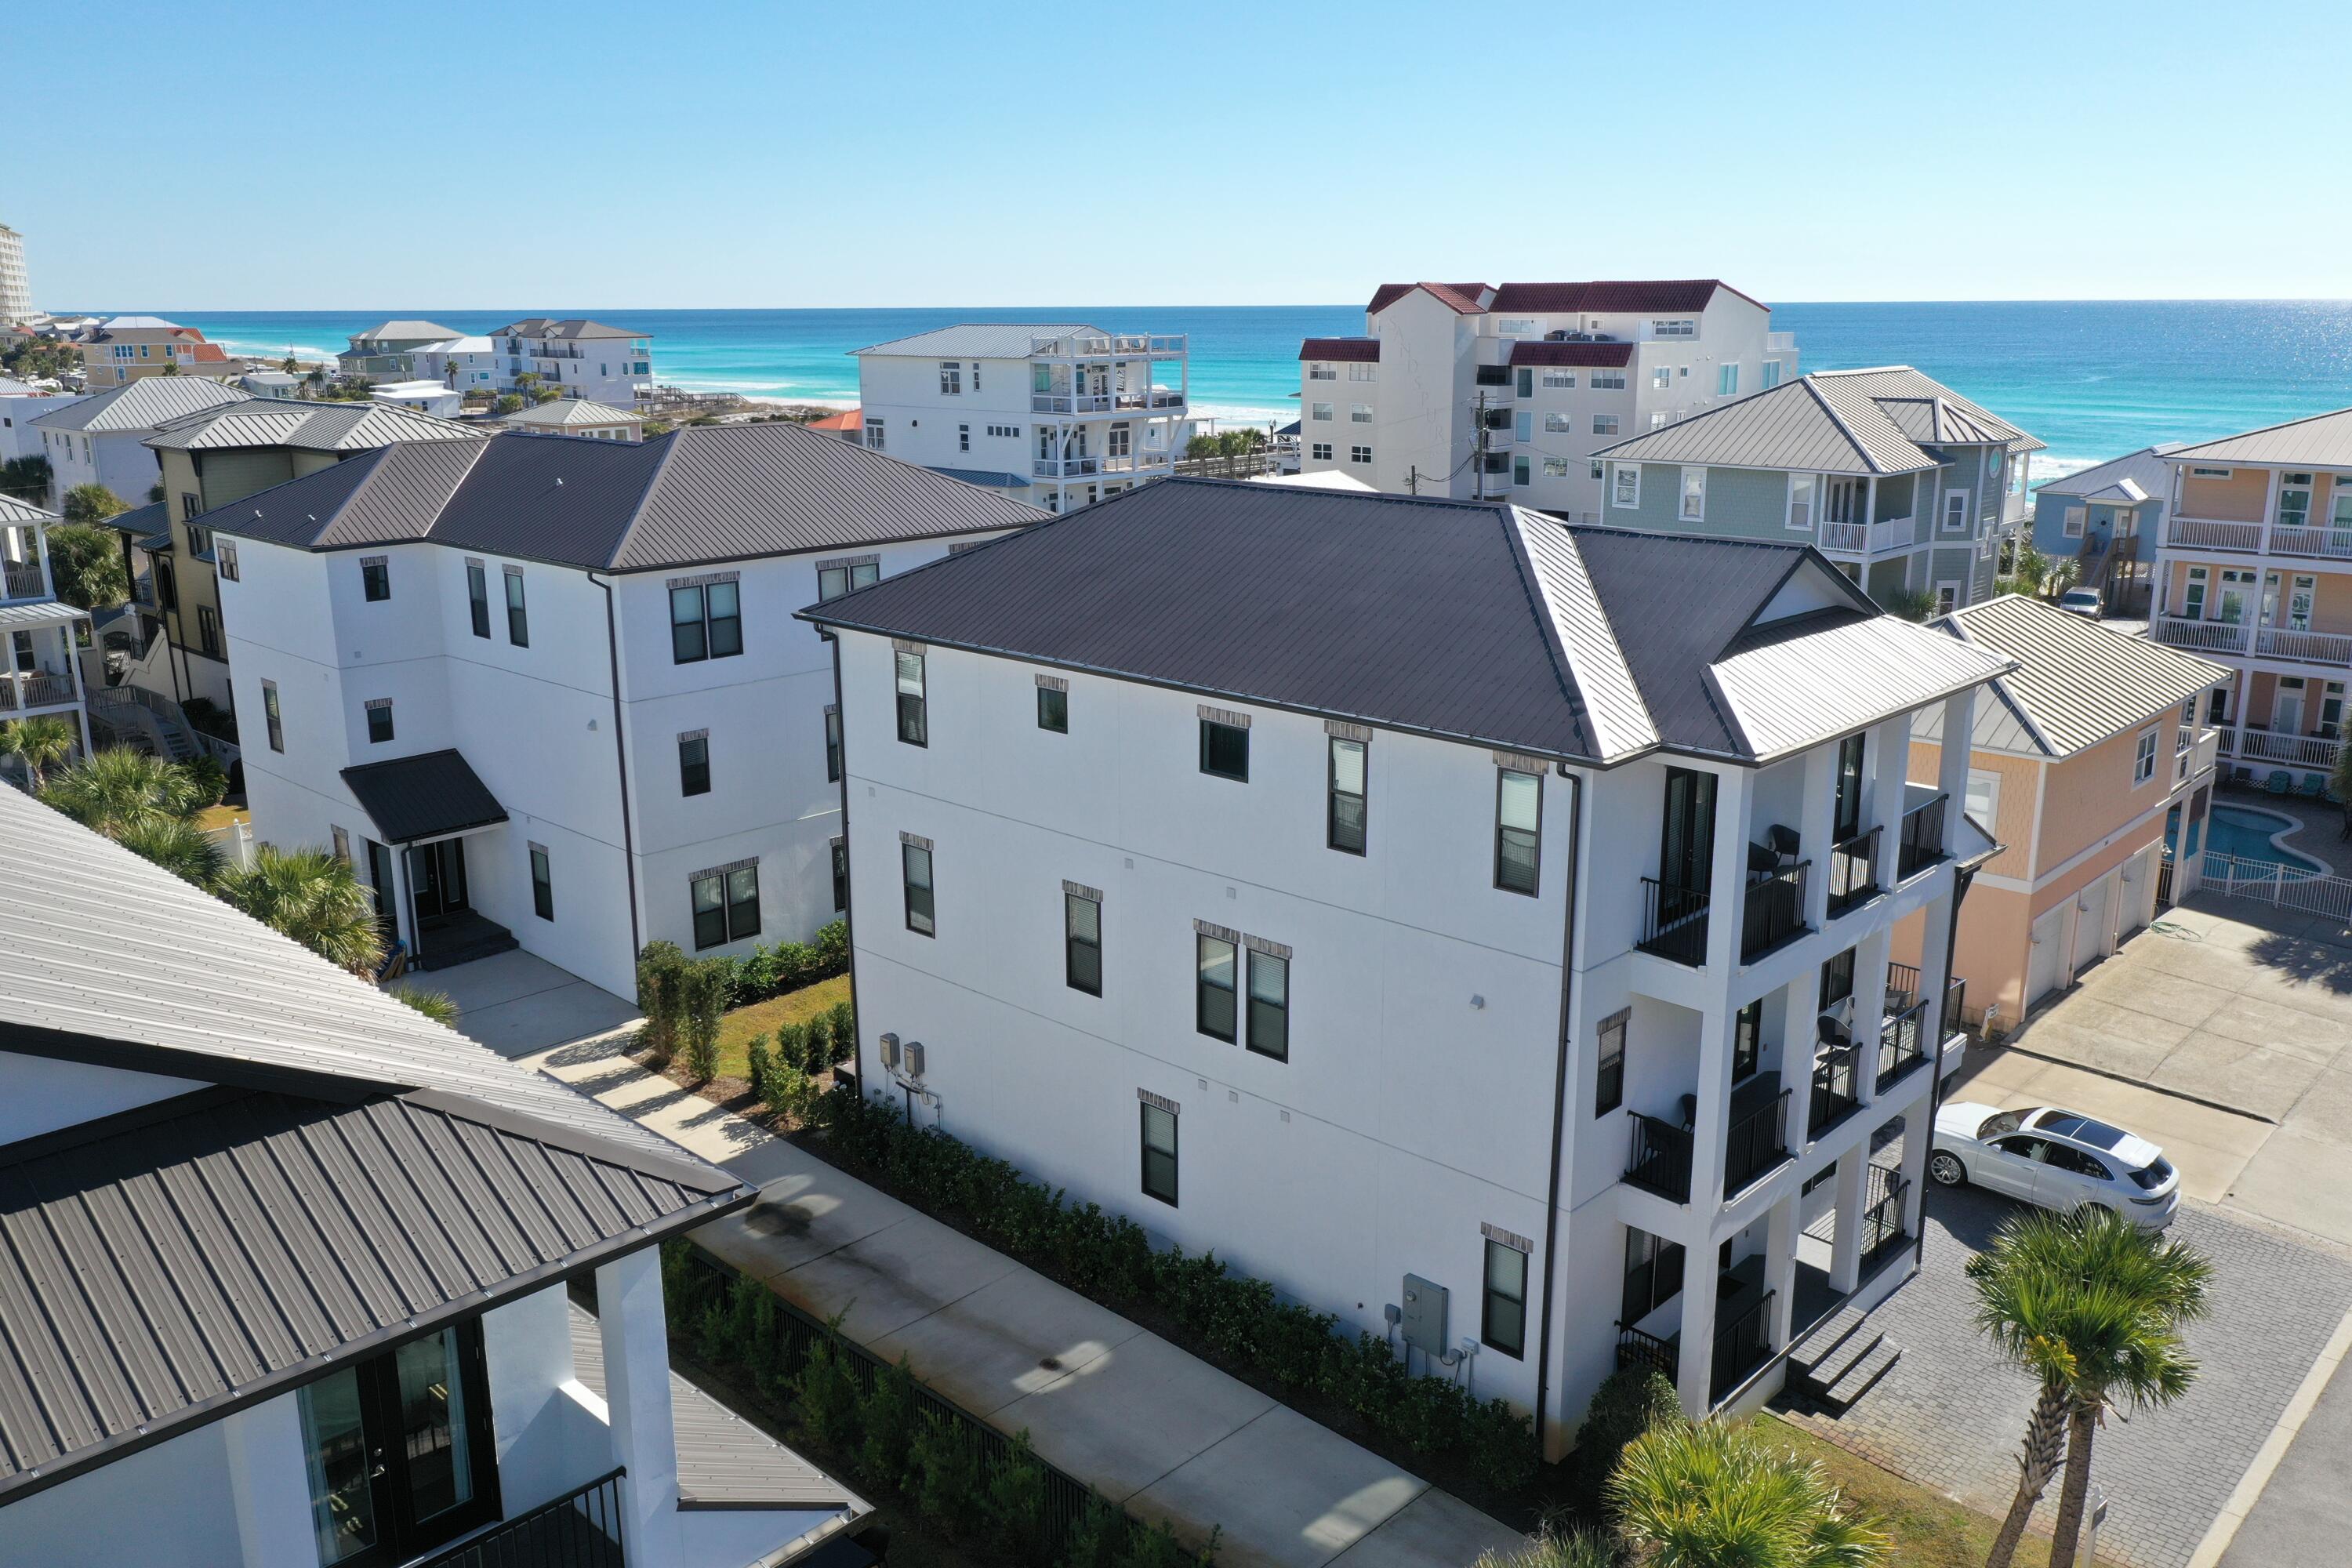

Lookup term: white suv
[1929,1103,2180,1227]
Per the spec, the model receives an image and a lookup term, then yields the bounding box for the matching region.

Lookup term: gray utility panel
[1400,1273,1449,1357]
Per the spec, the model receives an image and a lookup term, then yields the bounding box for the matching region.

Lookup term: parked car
[2056,586,2103,619]
[1928,1102,2180,1226]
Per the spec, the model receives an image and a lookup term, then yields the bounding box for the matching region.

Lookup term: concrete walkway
[525,1031,1526,1568]
[430,949,641,1059]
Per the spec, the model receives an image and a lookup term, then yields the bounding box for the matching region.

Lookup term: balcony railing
[1032,392,1116,414]
[0,672,77,710]
[1033,455,1102,477]
[1741,859,1810,960]
[2267,523,2352,561]
[1814,516,1912,556]
[1724,1088,1792,1196]
[2256,625,2352,663]
[1826,828,1881,916]
[2164,516,2263,552]
[1617,1322,1679,1383]
[1711,1287,1776,1404]
[1859,1173,1910,1275]
[1896,792,1947,880]
[416,1466,625,1567]
[1640,877,1710,966]
[1809,1043,1860,1138]
[1030,332,1186,358]
[1876,1000,1929,1091]
[2151,615,2250,655]
[1626,1112,1695,1203]
[2235,727,2338,766]
[2,559,43,600]
[1112,389,1187,411]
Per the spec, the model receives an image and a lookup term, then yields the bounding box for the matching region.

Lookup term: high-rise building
[0,223,33,323]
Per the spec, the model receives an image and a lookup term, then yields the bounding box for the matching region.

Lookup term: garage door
[2074,873,2114,971]
[2027,904,2069,1011]
[2118,846,2160,940]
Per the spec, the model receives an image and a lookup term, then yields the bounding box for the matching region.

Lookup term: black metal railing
[1859,1170,1910,1276]
[1723,1089,1792,1196]
[1626,1112,1695,1203]
[1941,976,1968,1044]
[1886,959,1920,1004]
[1809,1044,1860,1138]
[418,1467,626,1567]
[1710,1288,1776,1404]
[1617,1321,1679,1383]
[1826,827,1881,916]
[1876,1000,1928,1091]
[1741,859,1810,960]
[1897,793,1948,879]
[1640,877,1711,966]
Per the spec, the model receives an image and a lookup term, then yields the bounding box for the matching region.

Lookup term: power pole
[1406,465,1419,496]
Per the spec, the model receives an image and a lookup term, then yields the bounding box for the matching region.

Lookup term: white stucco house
[212,421,1042,996]
[808,478,2009,1457]
[30,376,249,509]
[0,785,869,1568]
[490,319,655,406]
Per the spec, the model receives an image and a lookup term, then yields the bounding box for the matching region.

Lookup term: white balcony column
[1896,1079,1933,1238]
[1864,715,1908,878]
[1936,690,1976,855]
[1827,1144,1869,1294]
[1675,1214,1722,1414]
[1763,1192,1800,1353]
[1853,927,1893,1109]
[1918,886,1958,1051]
[1777,960,1824,1134]
[1798,741,1837,928]
[64,622,93,756]
[596,1247,684,1568]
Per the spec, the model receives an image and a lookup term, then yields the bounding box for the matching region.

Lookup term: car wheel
[1929,1151,1967,1187]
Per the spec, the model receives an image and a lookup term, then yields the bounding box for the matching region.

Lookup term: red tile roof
[191,343,230,362]
[1507,340,1635,368]
[1298,338,1381,363]
[1367,282,1492,315]
[1490,280,1767,314]
[807,408,863,432]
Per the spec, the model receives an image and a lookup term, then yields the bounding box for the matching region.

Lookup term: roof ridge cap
[1495,509,1596,760]
[1801,377,1893,474]
[604,421,698,569]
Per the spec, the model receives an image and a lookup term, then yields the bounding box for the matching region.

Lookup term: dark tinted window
[1199,719,1248,780]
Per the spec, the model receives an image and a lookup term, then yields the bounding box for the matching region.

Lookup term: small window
[2063,505,2087,539]
[1596,1011,1627,1116]
[1311,442,1333,462]
[1349,445,1372,465]
[1592,371,1626,390]
[1482,1238,1528,1359]
[902,842,935,935]
[1247,948,1289,1062]
[958,423,970,452]
[1038,684,1069,732]
[365,702,394,744]
[1327,735,1367,853]
[1311,401,1334,422]
[466,562,490,638]
[1611,464,1639,506]
[216,539,239,581]
[262,681,283,752]
[1351,403,1372,424]
[1717,363,1740,397]
[1942,489,1970,532]
[361,560,389,601]
[1652,368,1672,390]
[1140,1101,1178,1206]
[866,418,885,452]
[504,568,528,647]
[2134,729,2158,786]
[1544,412,1573,434]
[1680,468,1706,522]
[825,707,842,782]
[1495,768,1542,895]
[531,846,554,920]
[818,560,880,601]
[670,581,742,663]
[691,863,760,950]
[938,361,961,396]
[831,837,848,912]
[1788,474,1815,531]
[1065,889,1102,995]
[330,826,350,863]
[679,734,710,796]
[896,648,927,746]
[1196,932,1238,1041]
[1200,718,1248,781]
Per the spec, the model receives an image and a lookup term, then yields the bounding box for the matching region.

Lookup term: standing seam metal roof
[1931,594,2230,757]
[2157,405,2352,467]
[848,322,1102,359]
[1592,367,2042,475]
[143,397,483,452]
[30,378,249,434]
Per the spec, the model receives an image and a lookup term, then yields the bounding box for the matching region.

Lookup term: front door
[410,840,470,920]
[2275,677,2307,737]
[296,1321,500,1566]
[1659,767,1718,909]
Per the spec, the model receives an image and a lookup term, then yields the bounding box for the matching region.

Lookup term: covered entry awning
[340,747,507,844]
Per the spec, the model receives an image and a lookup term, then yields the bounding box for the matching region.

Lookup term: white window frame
[1591,370,1627,390]
[1348,362,1375,382]
[1543,412,1572,434]
[1942,487,1971,532]
[1651,367,1672,390]
[1541,369,1576,390]
[1650,319,1697,339]
[1787,474,1815,531]
[1592,414,1620,436]
[1311,401,1334,421]
[1542,456,1570,477]
[1350,403,1372,424]
[1310,441,1333,462]
[1612,464,1641,509]
[1307,361,1337,381]
[2132,728,2158,786]
[1349,444,1371,464]
[1965,769,2001,830]
[1679,467,1706,522]
[2062,505,2086,539]
[1934,581,1961,615]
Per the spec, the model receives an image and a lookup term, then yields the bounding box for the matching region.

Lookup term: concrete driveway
[1992,893,2352,1250]
[416,949,640,1058]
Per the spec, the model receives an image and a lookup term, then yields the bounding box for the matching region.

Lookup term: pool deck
[2214,785,2352,879]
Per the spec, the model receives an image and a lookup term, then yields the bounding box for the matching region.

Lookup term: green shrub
[746,1034,779,1105]
[909,1410,984,1537]
[1572,1366,1683,1509]
[986,1430,1053,1561]
[859,1355,918,1490]
[680,956,730,1081]
[1121,1519,1219,1568]
[635,941,690,1064]
[802,1011,833,1071]
[826,997,855,1057]
[791,1327,863,1453]
[773,1021,808,1074]
[815,917,848,975]
[1062,1497,1128,1568]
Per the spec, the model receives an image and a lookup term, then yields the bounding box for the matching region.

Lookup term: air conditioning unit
[902,1040,927,1080]
[878,1033,901,1072]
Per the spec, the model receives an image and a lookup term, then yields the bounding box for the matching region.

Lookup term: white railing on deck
[2151,615,2251,654]
[2165,516,2264,551]
[2254,626,2352,663]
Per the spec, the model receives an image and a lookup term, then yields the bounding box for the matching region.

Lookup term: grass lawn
[193,804,249,833]
[713,975,852,1080]
[1757,1415,2052,1568]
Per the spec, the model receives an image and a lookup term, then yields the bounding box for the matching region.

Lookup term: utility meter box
[902,1040,927,1080]
[879,1033,901,1071]
[1400,1274,1448,1358]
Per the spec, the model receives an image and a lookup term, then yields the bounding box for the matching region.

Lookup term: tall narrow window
[678,734,710,796]
[1596,1009,1628,1116]
[1680,468,1706,522]
[825,707,843,782]
[365,701,394,744]
[361,558,390,601]
[1065,887,1102,995]
[466,561,490,637]
[1199,717,1248,780]
[1495,768,1542,895]
[1832,731,1866,840]
[1247,946,1289,1062]
[216,539,239,581]
[1196,931,1238,1042]
[1482,1237,1528,1358]
[896,648,927,746]
[902,841,935,935]
[1327,735,1367,853]
[831,837,848,912]
[503,567,528,646]
[1788,474,1815,530]
[531,845,554,920]
[1733,998,1761,1080]
[1621,1226,1686,1326]
[263,680,284,752]
[1140,1100,1178,1205]
[1821,946,1856,1009]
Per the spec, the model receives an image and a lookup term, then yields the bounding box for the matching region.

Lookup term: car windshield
[2036,1110,2130,1149]
[2063,592,2097,606]
[2129,1156,2176,1192]
[1976,1109,2024,1139]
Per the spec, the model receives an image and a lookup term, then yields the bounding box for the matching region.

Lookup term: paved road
[2218,1338,2352,1566]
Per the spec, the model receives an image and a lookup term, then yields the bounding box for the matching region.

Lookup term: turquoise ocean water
[114,299,2352,481]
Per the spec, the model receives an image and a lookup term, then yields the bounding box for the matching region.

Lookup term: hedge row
[811,1087,1536,1490]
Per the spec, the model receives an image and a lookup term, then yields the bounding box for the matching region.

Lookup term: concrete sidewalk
[526,1032,1526,1568]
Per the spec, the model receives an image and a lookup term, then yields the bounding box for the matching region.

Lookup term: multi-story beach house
[213,422,1040,995]
[498,396,645,442]
[0,492,94,762]
[491,318,655,406]
[805,478,2009,1453]
[2027,444,2180,618]
[336,318,464,382]
[1590,368,2043,613]
[1294,281,1799,515]
[30,375,249,510]
[1904,595,2223,1030]
[0,786,869,1568]
[2144,406,2352,789]
[410,333,503,392]
[851,323,1189,514]
[78,314,230,388]
[0,222,30,323]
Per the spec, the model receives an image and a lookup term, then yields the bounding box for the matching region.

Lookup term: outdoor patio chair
[2301,773,2331,799]
[2265,769,2295,795]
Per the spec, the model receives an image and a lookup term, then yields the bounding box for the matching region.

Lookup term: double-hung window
[1494,767,1542,895]
[818,559,880,601]
[896,648,927,746]
[1327,732,1367,853]
[691,862,760,949]
[1311,401,1334,422]
[263,680,284,751]
[1247,945,1289,1062]
[824,706,842,781]
[503,567,528,646]
[1196,930,1238,1041]
[1788,473,1815,531]
[2134,728,2158,786]
[1482,1235,1528,1359]
[1065,886,1102,995]
[2063,505,2086,539]
[1942,489,1970,532]
[466,561,490,637]
[1593,414,1621,437]
[1679,468,1706,522]
[1610,463,1639,506]
[670,579,742,663]
[531,844,554,920]
[1140,1099,1178,1206]
[902,839,935,935]
[1037,677,1069,732]
[678,733,710,796]
[1595,1008,1628,1116]
[361,557,390,601]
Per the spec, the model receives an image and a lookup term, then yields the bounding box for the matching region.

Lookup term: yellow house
[1899,595,2227,1032]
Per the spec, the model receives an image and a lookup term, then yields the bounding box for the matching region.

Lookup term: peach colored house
[2146,405,2352,787]
[1898,595,2227,1033]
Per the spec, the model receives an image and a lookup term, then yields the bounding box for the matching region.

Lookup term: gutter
[589,572,643,974]
[1533,767,1582,1460]
[1915,855,1984,1272]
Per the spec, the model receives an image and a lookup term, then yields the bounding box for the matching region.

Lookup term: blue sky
[17,0,2348,309]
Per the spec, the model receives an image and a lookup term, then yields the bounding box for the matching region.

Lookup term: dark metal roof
[203,423,1045,572]
[340,747,507,844]
[1299,337,1380,362]
[1508,340,1635,368]
[0,1084,745,1504]
[1490,279,1764,314]
[98,499,167,539]
[1366,282,1491,314]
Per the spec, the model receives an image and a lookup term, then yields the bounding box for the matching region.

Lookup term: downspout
[829,629,863,1096]
[1915,859,1979,1271]
[1533,767,1583,1463]
[590,573,642,978]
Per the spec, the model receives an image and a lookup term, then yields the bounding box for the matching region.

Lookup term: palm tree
[1966,1208,2212,1568]
[1608,1419,1889,1567]
[1475,1528,1618,1567]
[0,715,78,788]
[39,746,205,834]
[389,986,461,1026]
[42,521,130,609]
[61,483,128,527]
[217,844,385,974]
[112,815,225,884]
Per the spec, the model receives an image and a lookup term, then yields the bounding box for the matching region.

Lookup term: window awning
[340,747,508,844]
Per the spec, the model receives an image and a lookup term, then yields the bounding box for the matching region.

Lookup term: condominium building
[216,423,1040,996]
[2145,405,2352,786]
[806,479,2009,1453]
[1592,368,2043,612]
[78,315,231,388]
[0,786,868,1568]
[409,333,503,391]
[851,323,1189,513]
[490,318,655,405]
[336,318,464,381]
[0,492,93,761]
[0,223,30,323]
[1295,281,1799,515]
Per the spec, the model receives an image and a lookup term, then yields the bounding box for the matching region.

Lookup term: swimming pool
[2200,804,2329,875]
